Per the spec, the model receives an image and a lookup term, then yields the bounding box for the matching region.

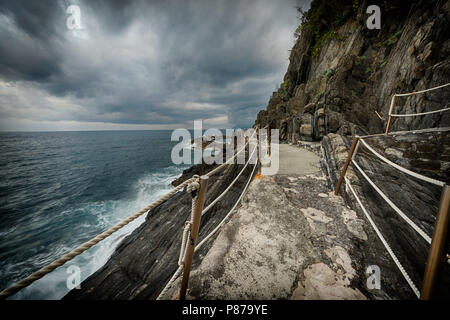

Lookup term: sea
[0,130,193,299]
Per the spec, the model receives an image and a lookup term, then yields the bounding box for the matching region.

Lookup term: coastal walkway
[160,143,370,299]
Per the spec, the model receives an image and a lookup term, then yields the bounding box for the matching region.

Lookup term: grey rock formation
[64,160,255,300]
[321,128,450,298]
[255,0,450,142]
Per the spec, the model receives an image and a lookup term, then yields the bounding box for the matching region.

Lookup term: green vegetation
[354,55,368,66]
[311,31,346,57]
[321,69,335,79]
[294,0,355,57]
[385,29,403,45]
[317,90,325,99]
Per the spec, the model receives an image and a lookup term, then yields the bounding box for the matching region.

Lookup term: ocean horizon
[0,130,192,299]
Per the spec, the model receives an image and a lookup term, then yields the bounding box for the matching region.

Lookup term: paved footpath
[163,143,374,300]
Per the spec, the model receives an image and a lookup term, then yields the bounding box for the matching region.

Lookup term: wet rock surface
[321,129,450,298]
[163,170,411,300]
[64,161,255,300]
[255,0,450,142]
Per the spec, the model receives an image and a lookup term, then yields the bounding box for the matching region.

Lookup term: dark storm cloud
[0,0,310,130]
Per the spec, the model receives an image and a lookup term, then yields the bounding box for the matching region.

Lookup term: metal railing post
[334,137,360,195]
[268,127,271,157]
[420,185,450,300]
[179,175,209,300]
[385,95,396,135]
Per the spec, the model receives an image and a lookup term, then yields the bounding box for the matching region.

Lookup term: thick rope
[344,177,420,298]
[205,129,256,178]
[0,177,196,300]
[157,177,200,300]
[202,146,257,216]
[196,162,257,250]
[393,82,450,97]
[351,160,432,244]
[178,222,191,266]
[358,138,445,187]
[157,161,257,300]
[357,127,450,139]
[391,107,450,117]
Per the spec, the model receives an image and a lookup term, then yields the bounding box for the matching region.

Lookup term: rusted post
[179,175,209,300]
[334,137,360,195]
[233,133,238,165]
[420,185,450,300]
[257,127,261,175]
[200,137,205,175]
[385,95,396,135]
[268,127,271,157]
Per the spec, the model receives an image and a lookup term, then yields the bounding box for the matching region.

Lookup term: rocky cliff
[254,0,450,298]
[64,155,255,300]
[255,0,450,141]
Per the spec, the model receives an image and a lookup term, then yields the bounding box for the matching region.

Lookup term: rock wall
[321,128,450,298]
[255,0,450,142]
[64,159,255,300]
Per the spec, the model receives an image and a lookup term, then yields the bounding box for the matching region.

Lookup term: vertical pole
[179,175,209,300]
[385,95,396,135]
[334,137,360,195]
[200,137,205,176]
[268,127,271,157]
[257,127,261,175]
[420,185,450,300]
[245,135,249,163]
[233,133,238,165]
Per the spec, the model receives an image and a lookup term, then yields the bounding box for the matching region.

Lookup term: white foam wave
[8,167,183,300]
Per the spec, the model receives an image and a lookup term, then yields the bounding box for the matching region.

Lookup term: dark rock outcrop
[64,158,254,300]
[321,128,450,298]
[255,0,450,142]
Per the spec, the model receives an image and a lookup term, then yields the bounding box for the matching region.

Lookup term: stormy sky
[0,0,310,131]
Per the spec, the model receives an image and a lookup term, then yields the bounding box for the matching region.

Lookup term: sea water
[0,130,190,299]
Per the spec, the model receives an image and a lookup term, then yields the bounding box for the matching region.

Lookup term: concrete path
[270,143,320,175]
[162,144,373,300]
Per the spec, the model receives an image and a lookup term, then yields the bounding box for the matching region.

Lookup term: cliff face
[64,159,255,300]
[255,0,450,142]
[321,129,450,298]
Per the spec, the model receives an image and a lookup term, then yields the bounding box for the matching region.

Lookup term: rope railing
[391,107,450,117]
[0,126,264,300]
[204,129,256,178]
[202,144,257,216]
[157,138,259,300]
[335,133,450,300]
[358,138,445,187]
[351,159,432,244]
[344,177,421,298]
[385,82,450,134]
[0,176,197,300]
[157,158,258,300]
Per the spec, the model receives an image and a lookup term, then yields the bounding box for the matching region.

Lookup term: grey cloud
[0,0,310,129]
